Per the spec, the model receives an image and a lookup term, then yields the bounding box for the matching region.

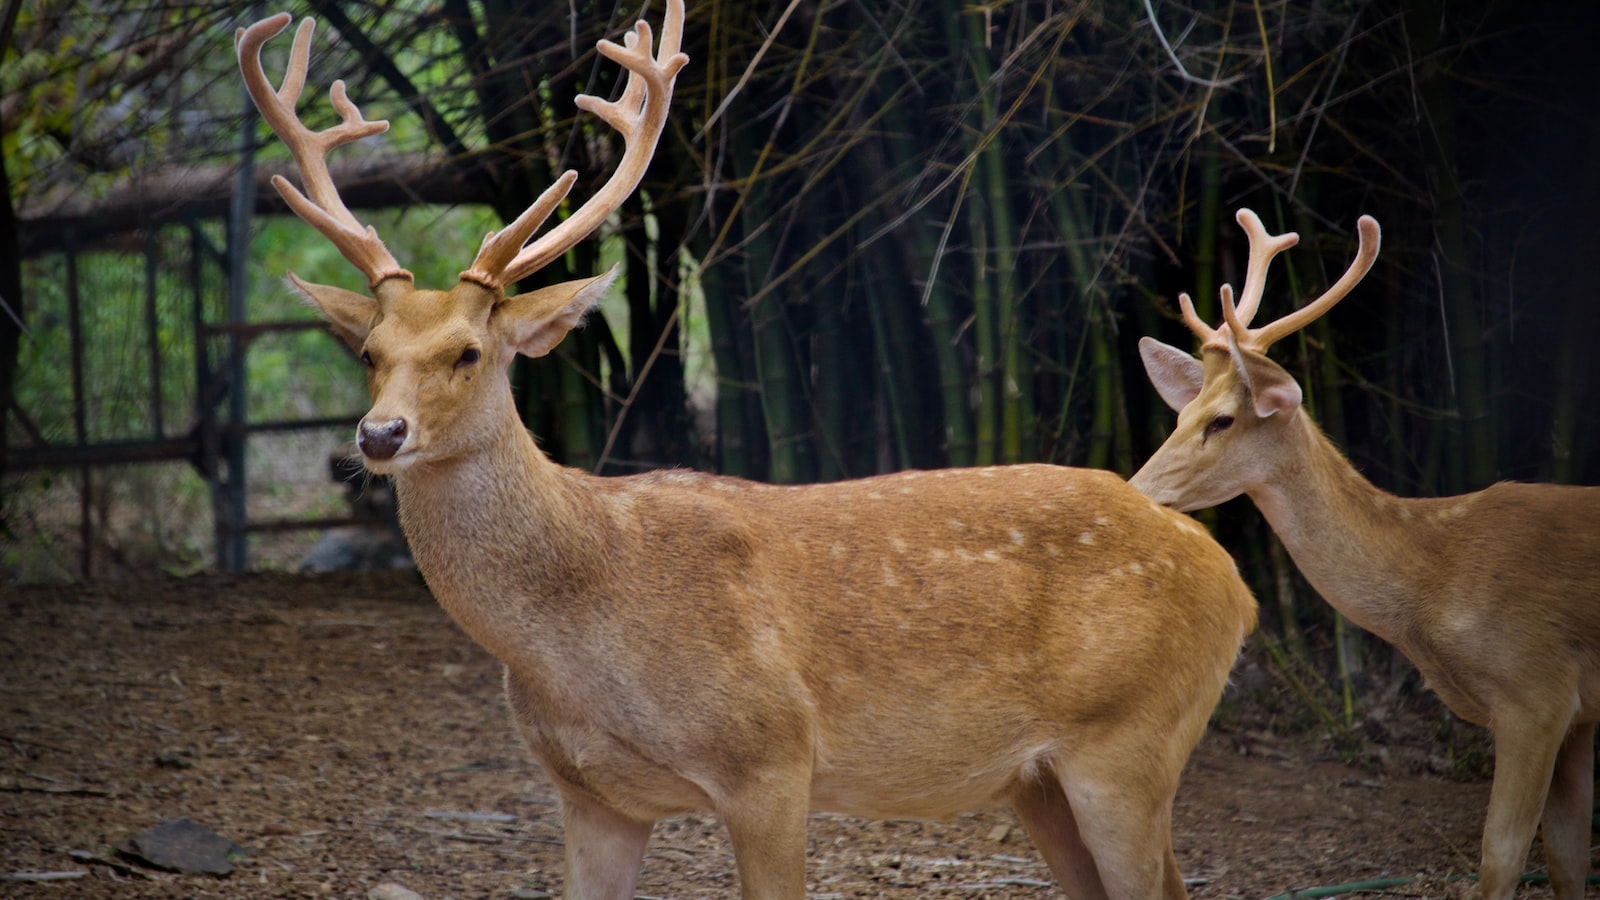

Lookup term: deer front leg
[558,791,653,899]
[1540,720,1595,900]
[716,766,813,900]
[1477,707,1574,900]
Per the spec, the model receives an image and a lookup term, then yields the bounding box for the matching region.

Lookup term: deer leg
[1478,708,1573,900]
[1008,772,1109,899]
[559,792,653,900]
[1540,720,1595,900]
[715,769,812,900]
[1052,754,1186,900]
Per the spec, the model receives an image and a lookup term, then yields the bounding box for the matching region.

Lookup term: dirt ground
[0,572,1586,898]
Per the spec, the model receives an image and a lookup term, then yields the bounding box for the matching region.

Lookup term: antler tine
[1177,292,1221,347]
[236,14,411,289]
[1243,214,1381,352]
[460,171,579,289]
[466,0,690,292]
[1232,209,1300,329]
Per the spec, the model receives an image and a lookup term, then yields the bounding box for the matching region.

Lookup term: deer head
[235,4,688,474]
[1131,209,1381,510]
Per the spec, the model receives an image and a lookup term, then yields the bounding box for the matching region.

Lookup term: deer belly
[807,738,1051,819]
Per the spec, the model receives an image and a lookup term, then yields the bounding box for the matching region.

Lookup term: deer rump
[433,464,1256,825]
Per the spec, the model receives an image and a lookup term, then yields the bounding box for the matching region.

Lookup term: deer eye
[1203,415,1235,440]
[456,347,481,368]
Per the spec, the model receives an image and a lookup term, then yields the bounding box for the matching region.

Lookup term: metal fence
[7,214,364,576]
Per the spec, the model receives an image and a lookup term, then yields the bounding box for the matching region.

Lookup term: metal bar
[243,415,360,435]
[145,229,164,437]
[201,320,328,337]
[219,515,364,535]
[9,438,198,470]
[221,48,259,574]
[65,231,91,578]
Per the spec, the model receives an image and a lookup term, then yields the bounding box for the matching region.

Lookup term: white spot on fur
[930,549,949,561]
[831,545,847,558]
[982,549,1001,562]
[1045,543,1062,557]
[1095,515,1113,527]
[1008,529,1024,545]
[1078,532,1095,545]
[950,520,966,531]
[890,537,908,553]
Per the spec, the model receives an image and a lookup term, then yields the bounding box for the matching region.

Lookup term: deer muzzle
[358,417,408,461]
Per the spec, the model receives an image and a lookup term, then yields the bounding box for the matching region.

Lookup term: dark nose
[357,417,407,460]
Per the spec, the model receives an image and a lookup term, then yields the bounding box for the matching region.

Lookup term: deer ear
[1139,337,1204,411]
[497,264,620,359]
[288,272,379,350]
[1233,345,1303,418]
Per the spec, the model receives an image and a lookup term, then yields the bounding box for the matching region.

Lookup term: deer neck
[387,404,609,656]
[1245,413,1445,644]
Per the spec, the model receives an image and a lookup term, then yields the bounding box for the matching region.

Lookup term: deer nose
[357,417,408,460]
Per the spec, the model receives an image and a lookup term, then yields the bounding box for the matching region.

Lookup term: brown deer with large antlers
[1133,208,1600,900]
[237,4,1257,896]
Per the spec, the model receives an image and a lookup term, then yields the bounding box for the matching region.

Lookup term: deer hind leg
[1540,720,1595,900]
[1478,703,1577,900]
[559,792,654,900]
[1008,770,1109,899]
[1050,751,1187,900]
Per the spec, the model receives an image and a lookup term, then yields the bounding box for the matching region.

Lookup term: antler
[459,0,690,292]
[1181,208,1381,353]
[236,14,411,290]
[1178,209,1300,349]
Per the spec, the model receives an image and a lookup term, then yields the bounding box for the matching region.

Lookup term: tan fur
[1135,342,1600,900]
[282,268,1257,899]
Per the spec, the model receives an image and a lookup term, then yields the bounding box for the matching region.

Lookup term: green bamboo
[863,277,913,471]
[750,285,811,485]
[812,281,851,481]
[698,256,759,479]
[964,9,1026,466]
[741,176,813,485]
[1408,0,1495,493]
[878,96,973,466]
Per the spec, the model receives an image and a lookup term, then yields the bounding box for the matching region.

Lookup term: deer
[236,5,1257,897]
[1131,207,1600,900]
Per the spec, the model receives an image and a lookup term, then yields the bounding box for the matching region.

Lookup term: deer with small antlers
[236,4,1257,897]
[1133,208,1600,899]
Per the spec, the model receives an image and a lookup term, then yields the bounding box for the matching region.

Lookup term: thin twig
[1142,0,1246,88]
[1250,0,1276,153]
[699,0,804,137]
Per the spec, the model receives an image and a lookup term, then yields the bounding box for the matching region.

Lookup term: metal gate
[6,217,365,576]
